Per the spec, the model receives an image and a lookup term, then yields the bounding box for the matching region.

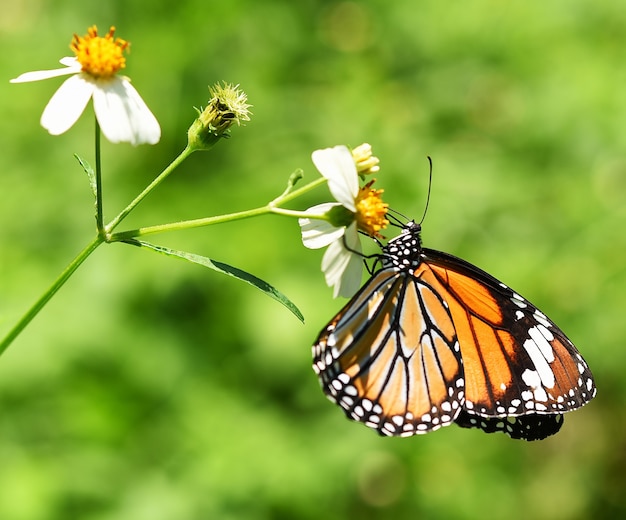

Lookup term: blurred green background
[1,0,624,518]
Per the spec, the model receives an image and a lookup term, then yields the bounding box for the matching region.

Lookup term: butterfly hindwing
[455,409,564,441]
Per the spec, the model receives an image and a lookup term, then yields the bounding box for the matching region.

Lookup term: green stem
[109,177,331,242]
[106,145,195,235]
[0,163,328,351]
[95,121,104,235]
[0,235,104,355]
[110,205,274,241]
[269,207,323,219]
[270,176,327,206]
[0,134,221,354]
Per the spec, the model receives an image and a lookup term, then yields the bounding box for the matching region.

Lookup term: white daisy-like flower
[10,25,160,146]
[299,145,388,298]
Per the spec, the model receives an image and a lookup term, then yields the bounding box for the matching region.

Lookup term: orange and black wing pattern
[312,221,596,440]
[313,266,465,437]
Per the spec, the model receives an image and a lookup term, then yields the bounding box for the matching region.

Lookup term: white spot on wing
[536,323,554,342]
[528,326,555,363]
[523,334,556,388]
[512,299,527,309]
[522,369,541,388]
[344,385,357,396]
[533,309,551,328]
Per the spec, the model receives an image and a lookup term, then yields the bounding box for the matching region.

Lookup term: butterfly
[312,219,596,441]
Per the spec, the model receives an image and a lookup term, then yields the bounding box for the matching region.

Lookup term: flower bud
[187,82,251,151]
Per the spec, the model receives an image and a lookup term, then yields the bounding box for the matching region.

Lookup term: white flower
[298,146,365,298]
[10,26,160,145]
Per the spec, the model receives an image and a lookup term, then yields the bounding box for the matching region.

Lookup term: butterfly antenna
[386,209,408,228]
[418,156,433,225]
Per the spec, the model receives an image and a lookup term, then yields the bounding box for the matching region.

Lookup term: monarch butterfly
[312,219,596,441]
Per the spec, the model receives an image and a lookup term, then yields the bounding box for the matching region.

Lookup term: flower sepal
[326,204,355,228]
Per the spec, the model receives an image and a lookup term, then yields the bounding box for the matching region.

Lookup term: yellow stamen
[71,26,129,79]
[355,180,389,238]
[352,143,380,176]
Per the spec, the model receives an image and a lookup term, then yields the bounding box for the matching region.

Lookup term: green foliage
[1,0,624,518]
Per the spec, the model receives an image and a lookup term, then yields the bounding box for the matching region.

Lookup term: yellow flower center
[355,180,389,238]
[71,26,129,79]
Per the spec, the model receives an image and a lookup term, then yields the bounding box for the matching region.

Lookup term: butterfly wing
[312,216,595,441]
[313,267,465,437]
[455,410,564,441]
[421,248,596,432]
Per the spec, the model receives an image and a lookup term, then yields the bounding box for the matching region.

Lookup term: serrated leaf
[123,239,304,323]
[74,154,97,198]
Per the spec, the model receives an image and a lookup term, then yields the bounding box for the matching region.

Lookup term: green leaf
[123,239,304,323]
[74,154,97,198]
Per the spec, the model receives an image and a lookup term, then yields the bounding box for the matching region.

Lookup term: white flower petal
[59,57,80,67]
[93,77,160,145]
[311,146,358,211]
[10,58,81,83]
[40,75,94,135]
[299,204,345,248]
[300,221,345,249]
[300,202,339,217]
[298,203,345,248]
[343,222,363,253]
[321,223,363,298]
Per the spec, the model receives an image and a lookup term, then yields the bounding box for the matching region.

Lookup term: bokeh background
[1,1,625,518]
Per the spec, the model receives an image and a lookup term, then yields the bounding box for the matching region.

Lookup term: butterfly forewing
[422,248,596,419]
[314,267,465,436]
